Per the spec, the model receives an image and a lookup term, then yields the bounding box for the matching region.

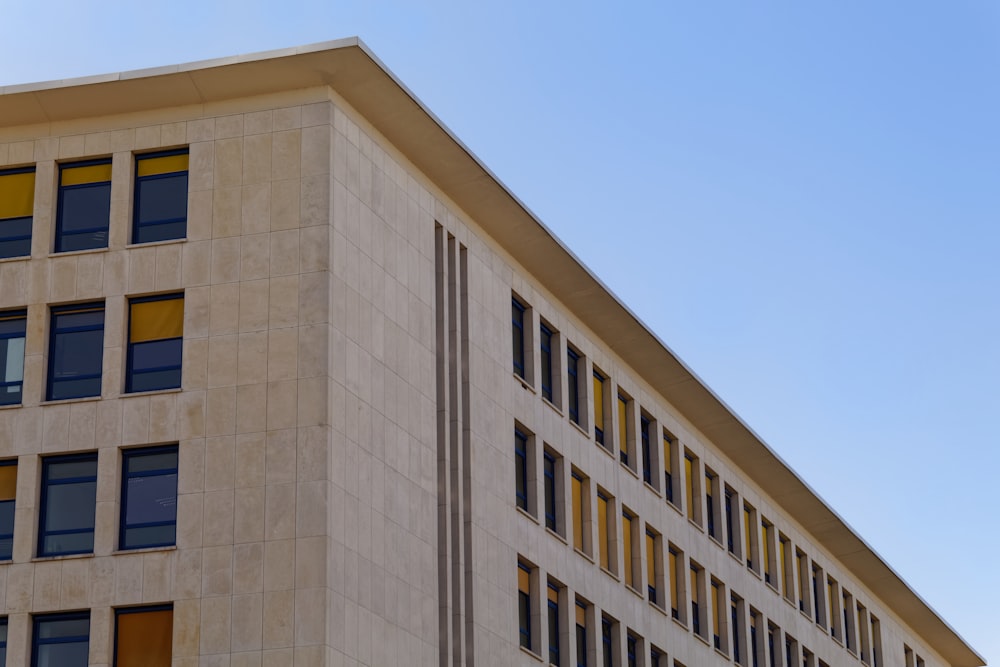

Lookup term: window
[515,429,530,512]
[571,470,589,555]
[32,612,90,667]
[796,549,809,613]
[127,294,183,393]
[597,490,612,572]
[133,149,189,243]
[575,599,588,667]
[663,431,676,505]
[539,322,554,402]
[626,632,638,667]
[518,562,533,651]
[0,310,26,406]
[705,469,718,540]
[668,544,682,620]
[622,509,636,589]
[0,167,34,258]
[843,590,856,652]
[543,451,558,532]
[640,415,652,486]
[617,393,629,466]
[39,453,97,556]
[779,533,793,602]
[47,302,105,401]
[592,370,606,446]
[0,617,6,666]
[749,608,762,667]
[0,461,16,560]
[120,446,178,550]
[548,583,561,666]
[711,579,722,650]
[767,623,778,667]
[690,563,704,638]
[785,635,798,667]
[827,576,840,638]
[812,564,824,626]
[650,646,664,667]
[567,347,581,424]
[646,528,660,606]
[761,519,776,587]
[601,616,613,667]
[512,298,526,379]
[114,605,172,667]
[870,614,883,667]
[724,487,736,555]
[744,503,758,572]
[857,602,870,664]
[56,159,111,252]
[684,451,699,524]
[731,595,743,664]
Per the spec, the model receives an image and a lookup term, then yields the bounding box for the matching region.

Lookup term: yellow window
[646,531,655,594]
[518,564,530,594]
[61,161,112,187]
[576,601,586,626]
[116,607,172,667]
[617,395,627,457]
[0,169,35,220]
[712,582,721,637]
[684,454,695,520]
[130,296,184,343]
[622,512,633,587]
[663,435,672,474]
[597,493,609,570]
[0,463,15,501]
[593,372,604,436]
[669,549,679,613]
[571,474,583,551]
[137,152,189,177]
[762,522,772,577]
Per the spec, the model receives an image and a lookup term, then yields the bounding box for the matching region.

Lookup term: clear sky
[3,1,997,664]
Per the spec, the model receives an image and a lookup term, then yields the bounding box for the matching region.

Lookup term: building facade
[0,39,983,667]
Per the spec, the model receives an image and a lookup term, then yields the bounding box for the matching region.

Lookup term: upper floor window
[0,617,6,666]
[0,461,16,560]
[518,561,533,651]
[592,369,606,446]
[48,302,105,401]
[114,605,173,667]
[32,612,90,667]
[0,309,26,406]
[126,294,183,393]
[120,446,178,550]
[0,166,35,258]
[512,298,526,379]
[133,150,189,243]
[539,322,554,402]
[566,347,580,424]
[56,159,111,252]
[515,428,530,513]
[39,453,98,557]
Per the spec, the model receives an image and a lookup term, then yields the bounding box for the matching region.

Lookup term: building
[0,38,983,667]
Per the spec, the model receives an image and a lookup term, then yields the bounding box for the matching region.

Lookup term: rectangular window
[0,309,26,406]
[796,549,809,613]
[601,616,613,667]
[39,453,98,556]
[626,632,638,667]
[576,600,588,667]
[731,595,742,665]
[515,429,529,512]
[0,616,6,666]
[767,623,778,667]
[0,461,16,560]
[544,451,558,532]
[711,580,722,650]
[539,322,554,402]
[640,415,652,485]
[663,431,676,504]
[597,491,611,572]
[780,533,793,601]
[749,608,762,667]
[120,446,178,550]
[646,528,659,606]
[56,159,111,252]
[567,347,581,424]
[870,614,882,667]
[571,470,585,553]
[762,519,776,587]
[32,611,90,667]
[812,564,824,626]
[622,509,635,589]
[0,167,34,258]
[114,605,173,667]
[724,487,736,555]
[519,562,533,651]
[548,583,561,666]
[668,545,681,620]
[705,469,718,540]
[650,646,664,667]
[127,294,183,393]
[133,149,189,243]
[857,602,870,664]
[827,577,839,639]
[684,451,699,524]
[744,503,758,572]
[843,590,855,652]
[617,393,629,467]
[593,370,607,446]
[690,564,704,638]
[785,635,797,667]
[512,298,526,379]
[48,302,105,401]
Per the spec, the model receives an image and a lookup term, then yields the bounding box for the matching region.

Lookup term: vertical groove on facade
[435,224,453,667]
[448,233,464,665]
[459,244,475,666]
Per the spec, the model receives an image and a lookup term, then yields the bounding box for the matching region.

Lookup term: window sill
[648,601,668,618]
[708,534,723,550]
[625,584,644,600]
[40,395,102,407]
[33,552,95,563]
[596,443,614,460]
[516,506,540,525]
[688,517,704,532]
[600,566,620,582]
[121,387,183,399]
[746,565,763,581]
[541,397,563,417]
[666,500,683,517]
[0,254,29,264]
[48,247,110,259]
[545,527,567,546]
[671,615,688,632]
[0,402,23,411]
[513,373,535,394]
[126,238,186,250]
[113,544,177,556]
[569,419,588,439]
[764,578,779,595]
[574,547,594,564]
[519,646,544,663]
[643,480,662,498]
[620,461,639,479]
[694,632,711,648]
[714,647,730,661]
[727,550,743,565]
[800,609,813,623]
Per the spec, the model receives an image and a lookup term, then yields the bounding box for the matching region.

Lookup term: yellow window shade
[116,609,172,667]
[744,508,752,555]
[0,464,16,501]
[138,153,189,177]
[684,456,695,518]
[712,583,721,635]
[0,171,35,220]
[762,524,771,573]
[668,551,678,609]
[131,297,184,343]
[571,475,583,551]
[518,565,530,593]
[622,513,633,585]
[548,586,559,604]
[646,533,655,586]
[592,375,604,431]
[617,396,627,453]
[576,603,586,626]
[690,568,698,603]
[61,162,112,187]
[597,495,609,570]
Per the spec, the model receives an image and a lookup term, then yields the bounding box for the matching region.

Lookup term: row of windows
[0,150,188,259]
[0,445,178,559]
[0,605,172,667]
[0,294,183,405]
[518,556,883,667]
[514,427,886,667]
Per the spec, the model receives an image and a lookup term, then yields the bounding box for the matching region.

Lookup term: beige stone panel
[20,356,41,409]
[237,332,268,387]
[240,233,270,282]
[204,435,235,492]
[110,128,135,152]
[84,131,112,156]
[148,392,178,442]
[109,195,131,249]
[235,432,266,488]
[200,595,233,655]
[298,272,327,325]
[183,284,210,338]
[96,445,118,503]
[300,173,330,228]
[263,539,294,592]
[231,592,264,652]
[266,380,297,431]
[58,134,86,159]
[175,492,204,549]
[135,124,163,150]
[295,428,327,484]
[173,597,201,658]
[128,245,157,294]
[182,239,212,287]
[232,541,263,593]
[216,114,245,139]
[13,407,42,455]
[210,283,240,336]
[299,225,329,273]
[268,229,299,277]
[95,398,123,445]
[88,606,112,666]
[188,118,215,143]
[41,402,70,450]
[264,429,295,485]
[27,259,47,305]
[115,552,144,604]
[183,338,209,390]
[294,535,325,588]
[262,590,294,649]
[302,101,331,128]
[0,262,27,309]
[238,280,269,333]
[214,137,243,191]
[296,376,326,428]
[10,506,32,562]
[32,558,61,609]
[245,110,273,136]
[266,328,297,382]
[273,106,302,132]
[94,499,116,555]
[5,563,33,611]
[142,549,173,602]
[173,547,202,600]
[160,121,187,147]
[271,130,301,181]
[178,438,205,494]
[213,187,242,240]
[243,133,271,186]
[103,293,126,348]
[236,383,267,435]
[203,488,235,546]
[176,389,206,439]
[212,236,241,284]
[292,645,324,667]
[190,141,216,191]
[154,242,183,290]
[121,394,151,445]
[300,125,331,178]
[267,275,299,329]
[58,556,91,607]
[264,483,295,541]
[8,140,33,163]
[294,586,326,645]
[261,648,294,667]
[0,415,11,458]
[48,254,78,302]
[89,557,115,605]
[208,334,238,389]
[270,179,300,231]
[242,182,271,237]
[187,188,214,242]
[232,651,263,667]
[202,544,234,596]
[77,252,105,296]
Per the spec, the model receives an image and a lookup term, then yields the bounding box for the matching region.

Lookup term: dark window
[0,167,34,258]
[126,294,183,393]
[133,150,189,243]
[0,309,26,406]
[813,566,821,624]
[750,614,759,667]
[576,602,587,667]
[47,302,105,401]
[548,584,560,665]
[114,605,173,667]
[120,446,178,550]
[732,599,741,664]
[663,433,674,503]
[768,626,777,667]
[543,452,557,531]
[0,461,16,560]
[705,473,716,539]
[518,563,532,650]
[39,453,97,556]
[725,488,736,554]
[601,617,613,667]
[593,371,605,445]
[567,348,580,424]
[512,299,526,378]
[56,159,111,252]
[0,616,6,666]
[539,323,553,402]
[32,612,90,667]
[627,634,637,667]
[640,416,651,485]
[515,430,528,511]
[650,647,662,667]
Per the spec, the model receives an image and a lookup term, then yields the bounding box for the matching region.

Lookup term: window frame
[113,604,173,667]
[119,445,179,550]
[0,166,35,259]
[0,460,16,560]
[566,346,581,425]
[55,158,112,253]
[512,298,527,380]
[539,321,554,403]
[38,452,98,557]
[126,293,184,394]
[47,302,105,401]
[515,428,530,513]
[31,611,91,667]
[0,309,27,406]
[132,148,189,244]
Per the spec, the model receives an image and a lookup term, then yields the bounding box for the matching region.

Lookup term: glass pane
[59,184,111,233]
[48,375,102,401]
[117,609,172,667]
[126,451,177,474]
[2,336,24,384]
[131,338,182,370]
[56,229,108,252]
[46,459,96,480]
[124,524,176,549]
[125,473,178,525]
[53,329,104,376]
[0,237,30,258]
[36,640,89,667]
[134,220,185,244]
[0,499,14,534]
[37,616,89,639]
[136,174,188,224]
[0,216,31,241]
[45,481,97,531]
[43,530,93,555]
[129,368,181,393]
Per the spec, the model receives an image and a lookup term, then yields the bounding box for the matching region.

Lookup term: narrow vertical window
[567,347,580,424]
[548,583,561,666]
[690,564,703,638]
[650,646,663,667]
[731,596,742,664]
[518,562,533,651]
[711,580,722,650]
[622,510,635,589]
[133,149,189,243]
[0,167,34,258]
[127,294,184,393]
[597,491,611,572]
[120,446,178,550]
[539,322,553,402]
[592,370,606,446]
[761,519,775,586]
[645,528,658,605]
[0,461,14,560]
[668,546,681,620]
[515,429,529,512]
[32,612,90,667]
[684,452,697,523]
[857,602,870,664]
[796,549,809,613]
[812,564,823,625]
[48,302,105,401]
[827,577,839,638]
[843,590,855,651]
[626,632,637,667]
[663,431,675,504]
[780,534,793,601]
[704,470,717,539]
[724,487,736,555]
[870,614,882,667]
[0,309,26,406]
[114,605,173,667]
[575,600,588,667]
[512,298,526,379]
[767,623,778,667]
[56,159,111,252]
[38,453,98,556]
[640,415,652,485]
[749,609,761,667]
[617,393,629,466]
[544,451,557,532]
[0,616,6,666]
[601,616,613,667]
[744,503,757,571]
[571,471,585,552]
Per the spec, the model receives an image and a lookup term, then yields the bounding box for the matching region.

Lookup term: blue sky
[3,2,997,664]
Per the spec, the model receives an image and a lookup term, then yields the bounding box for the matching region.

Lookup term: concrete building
[0,38,983,667]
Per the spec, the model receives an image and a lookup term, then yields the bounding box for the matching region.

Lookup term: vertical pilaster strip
[435,224,453,667]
